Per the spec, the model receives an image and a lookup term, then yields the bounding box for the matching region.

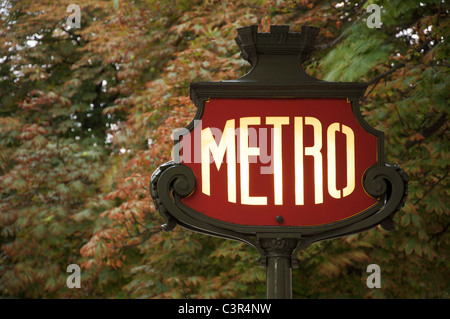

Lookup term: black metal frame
[149,25,408,297]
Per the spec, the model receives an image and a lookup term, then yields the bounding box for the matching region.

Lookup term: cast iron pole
[259,237,299,299]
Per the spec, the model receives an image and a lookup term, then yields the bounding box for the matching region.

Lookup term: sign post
[259,237,298,299]
[150,25,408,299]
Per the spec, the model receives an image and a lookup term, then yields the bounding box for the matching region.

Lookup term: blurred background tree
[0,0,448,298]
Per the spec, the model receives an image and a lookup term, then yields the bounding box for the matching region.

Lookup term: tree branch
[367,63,406,86]
[360,62,406,103]
[362,39,433,101]
[406,112,448,149]
[315,14,364,51]
[413,165,448,206]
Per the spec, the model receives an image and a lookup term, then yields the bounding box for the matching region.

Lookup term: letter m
[201,120,236,203]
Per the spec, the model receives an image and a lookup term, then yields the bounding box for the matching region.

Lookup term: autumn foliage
[0,0,448,298]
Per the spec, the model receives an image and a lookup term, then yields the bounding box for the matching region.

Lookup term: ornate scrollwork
[150,161,196,231]
[363,163,409,231]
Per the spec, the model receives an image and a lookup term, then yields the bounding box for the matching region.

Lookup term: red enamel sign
[179,98,378,227]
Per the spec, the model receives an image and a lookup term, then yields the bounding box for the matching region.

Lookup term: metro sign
[179,98,378,227]
[150,25,407,275]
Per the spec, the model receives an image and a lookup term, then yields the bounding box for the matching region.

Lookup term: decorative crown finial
[235,25,320,65]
